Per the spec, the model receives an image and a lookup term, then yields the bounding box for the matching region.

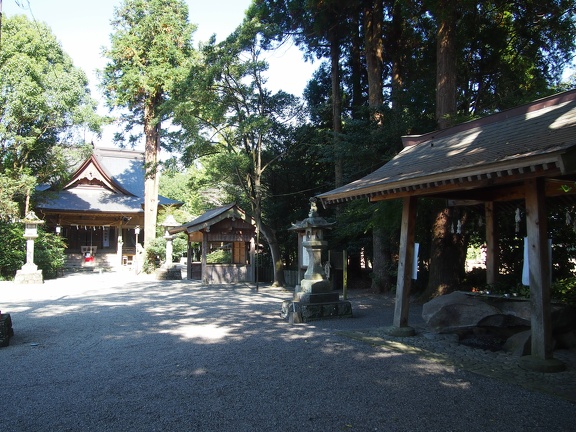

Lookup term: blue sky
[4,0,316,145]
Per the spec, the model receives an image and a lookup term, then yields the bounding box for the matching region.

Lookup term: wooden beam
[524,178,553,359]
[201,234,208,285]
[393,196,417,331]
[360,165,563,203]
[485,202,498,285]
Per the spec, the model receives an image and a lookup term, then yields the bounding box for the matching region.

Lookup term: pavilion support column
[484,202,498,285]
[202,234,208,285]
[186,239,192,280]
[519,178,565,372]
[386,196,417,337]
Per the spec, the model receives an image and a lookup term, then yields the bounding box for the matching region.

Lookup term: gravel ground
[1,272,575,432]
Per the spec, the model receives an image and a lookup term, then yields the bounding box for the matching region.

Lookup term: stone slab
[281,300,352,323]
[155,267,182,280]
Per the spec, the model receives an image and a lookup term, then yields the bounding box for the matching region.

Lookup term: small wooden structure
[318,90,576,372]
[171,204,256,284]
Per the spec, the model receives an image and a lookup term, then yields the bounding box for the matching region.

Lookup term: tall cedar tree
[101,0,195,247]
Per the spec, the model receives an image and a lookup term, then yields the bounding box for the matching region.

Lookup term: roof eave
[319,152,570,206]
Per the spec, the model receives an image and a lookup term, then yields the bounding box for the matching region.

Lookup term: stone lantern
[155,215,182,280]
[15,211,45,284]
[282,198,352,323]
[162,215,179,267]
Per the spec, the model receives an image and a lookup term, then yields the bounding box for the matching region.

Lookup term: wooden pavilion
[171,204,256,284]
[318,89,576,372]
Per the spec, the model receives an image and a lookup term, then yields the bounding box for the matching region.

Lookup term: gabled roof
[64,153,135,196]
[37,147,181,214]
[318,89,576,206]
[171,203,253,234]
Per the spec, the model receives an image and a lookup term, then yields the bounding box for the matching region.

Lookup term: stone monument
[282,198,352,322]
[14,211,44,284]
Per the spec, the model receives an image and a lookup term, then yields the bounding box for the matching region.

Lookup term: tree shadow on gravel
[1,275,574,432]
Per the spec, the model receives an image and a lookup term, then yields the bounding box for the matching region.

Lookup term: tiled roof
[171,203,251,234]
[318,90,576,205]
[37,147,181,212]
[37,188,144,213]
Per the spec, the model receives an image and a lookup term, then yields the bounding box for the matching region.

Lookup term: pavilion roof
[318,90,576,206]
[171,203,253,234]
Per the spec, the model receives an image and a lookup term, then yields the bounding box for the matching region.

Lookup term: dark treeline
[238,0,576,295]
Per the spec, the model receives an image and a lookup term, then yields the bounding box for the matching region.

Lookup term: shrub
[0,221,65,280]
[35,229,66,279]
[551,278,576,305]
[142,233,188,273]
[206,249,231,264]
[0,221,25,279]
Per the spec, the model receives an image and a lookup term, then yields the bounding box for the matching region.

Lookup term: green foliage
[172,236,188,261]
[0,15,102,218]
[35,229,67,280]
[0,221,26,279]
[143,232,188,272]
[0,221,65,280]
[551,278,576,305]
[102,0,197,245]
[143,237,166,272]
[101,0,196,142]
[206,249,232,264]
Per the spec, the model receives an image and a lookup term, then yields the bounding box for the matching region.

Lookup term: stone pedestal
[155,266,182,280]
[14,263,43,285]
[282,297,352,323]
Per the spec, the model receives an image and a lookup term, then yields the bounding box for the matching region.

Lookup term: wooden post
[342,250,348,300]
[390,196,417,335]
[485,202,498,285]
[186,239,192,280]
[202,233,208,285]
[521,178,565,372]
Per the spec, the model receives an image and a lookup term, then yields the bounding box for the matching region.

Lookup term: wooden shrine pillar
[485,202,499,285]
[186,240,193,280]
[520,178,565,372]
[387,196,417,336]
[201,233,208,285]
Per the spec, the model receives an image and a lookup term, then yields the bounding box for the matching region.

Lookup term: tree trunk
[364,0,389,293]
[364,0,384,111]
[143,101,160,249]
[390,1,404,110]
[425,2,463,300]
[350,11,364,119]
[435,2,457,130]
[330,26,343,188]
[421,207,467,301]
[259,222,285,287]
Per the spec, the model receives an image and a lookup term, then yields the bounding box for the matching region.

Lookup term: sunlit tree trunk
[143,101,160,248]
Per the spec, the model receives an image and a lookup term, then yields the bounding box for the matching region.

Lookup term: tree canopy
[0,14,100,220]
[100,0,196,247]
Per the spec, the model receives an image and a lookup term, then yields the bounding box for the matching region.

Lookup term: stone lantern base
[155,265,182,280]
[282,283,352,323]
[281,299,352,323]
[14,264,43,285]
